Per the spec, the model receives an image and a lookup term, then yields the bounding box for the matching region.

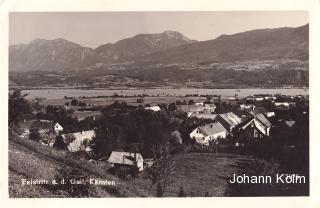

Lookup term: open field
[21,88,309,100]
[130,152,257,197]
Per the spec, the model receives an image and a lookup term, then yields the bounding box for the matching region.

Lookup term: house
[284,120,296,128]
[240,113,272,138]
[61,130,96,152]
[17,119,35,138]
[251,106,268,115]
[189,112,218,120]
[30,120,63,134]
[177,105,205,114]
[203,103,216,112]
[145,105,161,112]
[108,151,144,171]
[232,110,254,123]
[274,102,290,108]
[215,112,242,133]
[143,158,155,168]
[240,104,254,111]
[189,122,228,146]
[72,110,102,121]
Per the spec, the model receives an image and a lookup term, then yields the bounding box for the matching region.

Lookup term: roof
[255,114,272,128]
[198,122,227,136]
[190,112,218,120]
[284,120,296,128]
[218,112,242,127]
[108,151,142,166]
[177,105,205,112]
[145,106,161,112]
[253,107,268,114]
[72,110,102,120]
[233,110,253,120]
[61,130,96,145]
[30,120,55,130]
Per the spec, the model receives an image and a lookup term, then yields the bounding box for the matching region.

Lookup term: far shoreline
[9,85,309,91]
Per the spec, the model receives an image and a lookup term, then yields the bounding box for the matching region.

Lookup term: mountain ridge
[9,24,308,72]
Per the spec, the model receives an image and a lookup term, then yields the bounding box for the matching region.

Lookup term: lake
[21,88,309,100]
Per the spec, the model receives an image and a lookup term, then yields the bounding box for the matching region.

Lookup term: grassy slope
[8,135,145,198]
[130,152,256,197]
[9,134,257,197]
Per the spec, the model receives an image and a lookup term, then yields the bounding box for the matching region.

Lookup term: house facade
[240,113,272,139]
[190,122,227,145]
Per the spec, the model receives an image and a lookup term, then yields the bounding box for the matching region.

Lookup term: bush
[178,186,187,197]
[48,167,90,197]
[29,130,41,142]
[70,99,79,106]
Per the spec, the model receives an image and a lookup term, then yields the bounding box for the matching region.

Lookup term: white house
[61,130,96,152]
[190,122,227,146]
[145,106,161,112]
[108,151,144,171]
[54,123,64,133]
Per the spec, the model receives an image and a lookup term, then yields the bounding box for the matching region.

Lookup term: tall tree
[9,90,31,131]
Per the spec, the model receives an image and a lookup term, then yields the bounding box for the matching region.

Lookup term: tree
[29,129,41,142]
[168,103,177,111]
[50,167,90,197]
[156,182,164,197]
[9,90,31,131]
[178,186,187,197]
[70,99,79,106]
[188,100,195,105]
[137,98,144,103]
[147,144,176,196]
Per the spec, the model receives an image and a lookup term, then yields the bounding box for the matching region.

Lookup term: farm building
[232,110,254,123]
[177,105,205,114]
[189,112,218,120]
[190,122,228,146]
[30,120,63,134]
[108,151,144,171]
[239,113,272,138]
[215,112,242,133]
[240,104,254,111]
[61,130,96,152]
[251,106,275,118]
[145,105,161,112]
[72,110,102,121]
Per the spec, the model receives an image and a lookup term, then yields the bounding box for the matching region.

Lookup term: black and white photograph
[7,10,310,198]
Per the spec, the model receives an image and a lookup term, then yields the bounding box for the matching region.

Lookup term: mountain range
[9,24,308,72]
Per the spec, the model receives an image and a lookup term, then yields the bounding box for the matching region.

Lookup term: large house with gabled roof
[189,122,228,145]
[239,113,272,138]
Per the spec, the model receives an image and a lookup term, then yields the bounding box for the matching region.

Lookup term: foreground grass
[131,152,256,197]
[9,135,145,198]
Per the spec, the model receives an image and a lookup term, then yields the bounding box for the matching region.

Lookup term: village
[10,90,308,183]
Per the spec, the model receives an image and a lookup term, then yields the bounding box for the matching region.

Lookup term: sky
[9,11,308,48]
